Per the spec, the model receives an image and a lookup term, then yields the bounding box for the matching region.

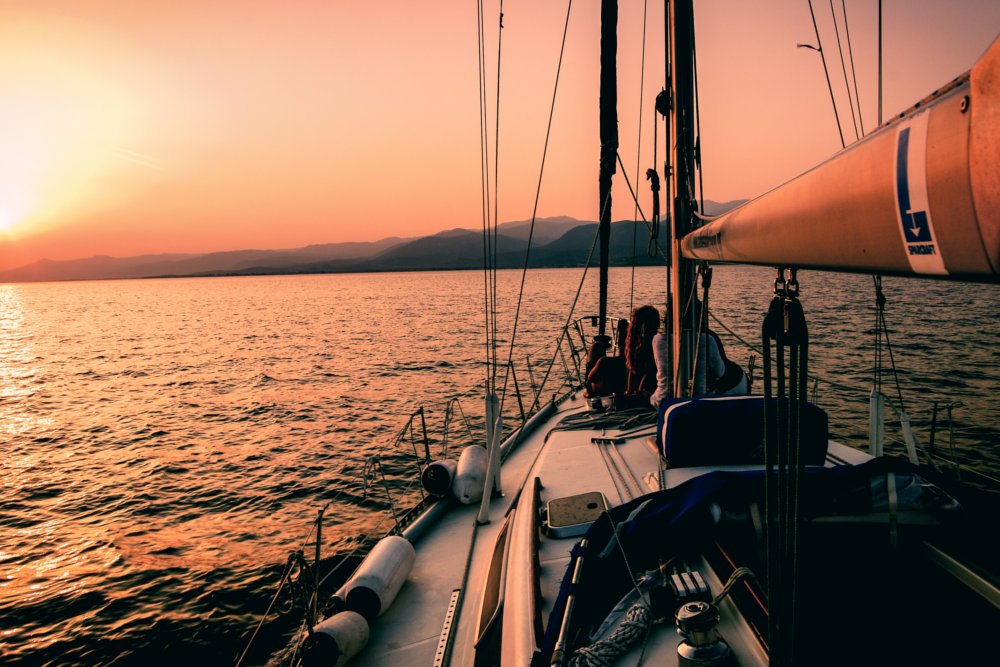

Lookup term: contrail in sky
[114,148,164,171]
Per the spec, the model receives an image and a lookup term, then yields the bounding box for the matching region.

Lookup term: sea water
[1,266,997,664]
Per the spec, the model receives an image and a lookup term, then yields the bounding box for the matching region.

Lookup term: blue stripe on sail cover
[895,127,931,243]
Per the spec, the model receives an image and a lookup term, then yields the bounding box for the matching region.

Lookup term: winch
[675,600,735,666]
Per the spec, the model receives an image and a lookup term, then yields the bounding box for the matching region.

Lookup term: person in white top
[650,301,748,408]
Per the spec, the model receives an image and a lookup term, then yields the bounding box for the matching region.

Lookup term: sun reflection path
[0,286,48,436]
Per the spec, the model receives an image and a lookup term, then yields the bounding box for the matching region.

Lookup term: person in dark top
[584,319,628,398]
[706,329,749,395]
[621,305,660,406]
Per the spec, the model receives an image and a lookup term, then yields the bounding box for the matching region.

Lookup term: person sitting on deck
[649,300,750,451]
[584,319,628,398]
[651,300,749,449]
[650,299,748,407]
[616,305,660,409]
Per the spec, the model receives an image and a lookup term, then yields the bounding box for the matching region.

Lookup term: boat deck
[352,393,876,666]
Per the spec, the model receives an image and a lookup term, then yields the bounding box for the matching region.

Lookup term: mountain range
[0,202,745,283]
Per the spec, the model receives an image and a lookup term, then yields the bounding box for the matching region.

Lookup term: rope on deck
[568,601,651,667]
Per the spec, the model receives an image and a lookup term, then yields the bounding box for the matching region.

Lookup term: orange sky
[1,1,998,270]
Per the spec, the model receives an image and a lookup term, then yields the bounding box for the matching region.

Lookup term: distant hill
[496,216,585,244]
[0,237,410,283]
[365,230,529,270]
[143,238,407,277]
[519,219,669,267]
[0,203,745,283]
[0,253,198,282]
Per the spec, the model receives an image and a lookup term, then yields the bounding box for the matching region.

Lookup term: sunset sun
[0,210,15,232]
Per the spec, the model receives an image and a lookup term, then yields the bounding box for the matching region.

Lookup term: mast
[669,0,697,396]
[598,0,618,338]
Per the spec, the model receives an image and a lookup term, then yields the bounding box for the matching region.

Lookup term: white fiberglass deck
[351,393,866,666]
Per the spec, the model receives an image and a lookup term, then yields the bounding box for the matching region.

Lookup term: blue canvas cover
[531,457,957,666]
[659,396,829,467]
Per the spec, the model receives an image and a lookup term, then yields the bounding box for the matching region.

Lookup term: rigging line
[491,0,505,396]
[672,274,701,393]
[649,103,661,259]
[235,558,295,667]
[878,0,883,126]
[688,270,708,395]
[806,0,846,148]
[314,525,380,589]
[664,0,670,99]
[597,442,627,504]
[497,0,574,416]
[879,307,907,413]
[630,227,638,308]
[872,275,882,394]
[840,0,865,136]
[615,152,670,264]
[630,209,638,312]
[707,310,862,394]
[691,0,704,215]
[295,484,350,556]
[630,0,650,314]
[828,0,860,141]
[477,0,493,397]
[526,206,605,417]
[479,0,499,395]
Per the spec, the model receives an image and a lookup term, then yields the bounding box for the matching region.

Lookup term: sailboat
[245,2,999,665]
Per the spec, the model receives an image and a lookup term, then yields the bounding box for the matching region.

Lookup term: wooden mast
[598,0,618,338]
[670,0,697,396]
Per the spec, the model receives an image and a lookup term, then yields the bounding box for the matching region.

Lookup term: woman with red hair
[622,305,660,404]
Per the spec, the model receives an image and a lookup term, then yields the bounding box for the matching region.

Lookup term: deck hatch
[544,491,608,538]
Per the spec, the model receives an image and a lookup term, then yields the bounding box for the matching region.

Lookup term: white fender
[300,610,369,667]
[335,535,415,621]
[421,458,458,496]
[452,445,487,505]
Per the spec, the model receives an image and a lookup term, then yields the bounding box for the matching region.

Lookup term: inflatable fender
[335,535,415,622]
[452,445,487,505]
[300,610,369,667]
[421,458,458,497]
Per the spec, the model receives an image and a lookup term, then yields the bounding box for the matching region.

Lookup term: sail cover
[682,36,1000,282]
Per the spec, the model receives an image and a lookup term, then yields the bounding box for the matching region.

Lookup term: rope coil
[569,602,651,667]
